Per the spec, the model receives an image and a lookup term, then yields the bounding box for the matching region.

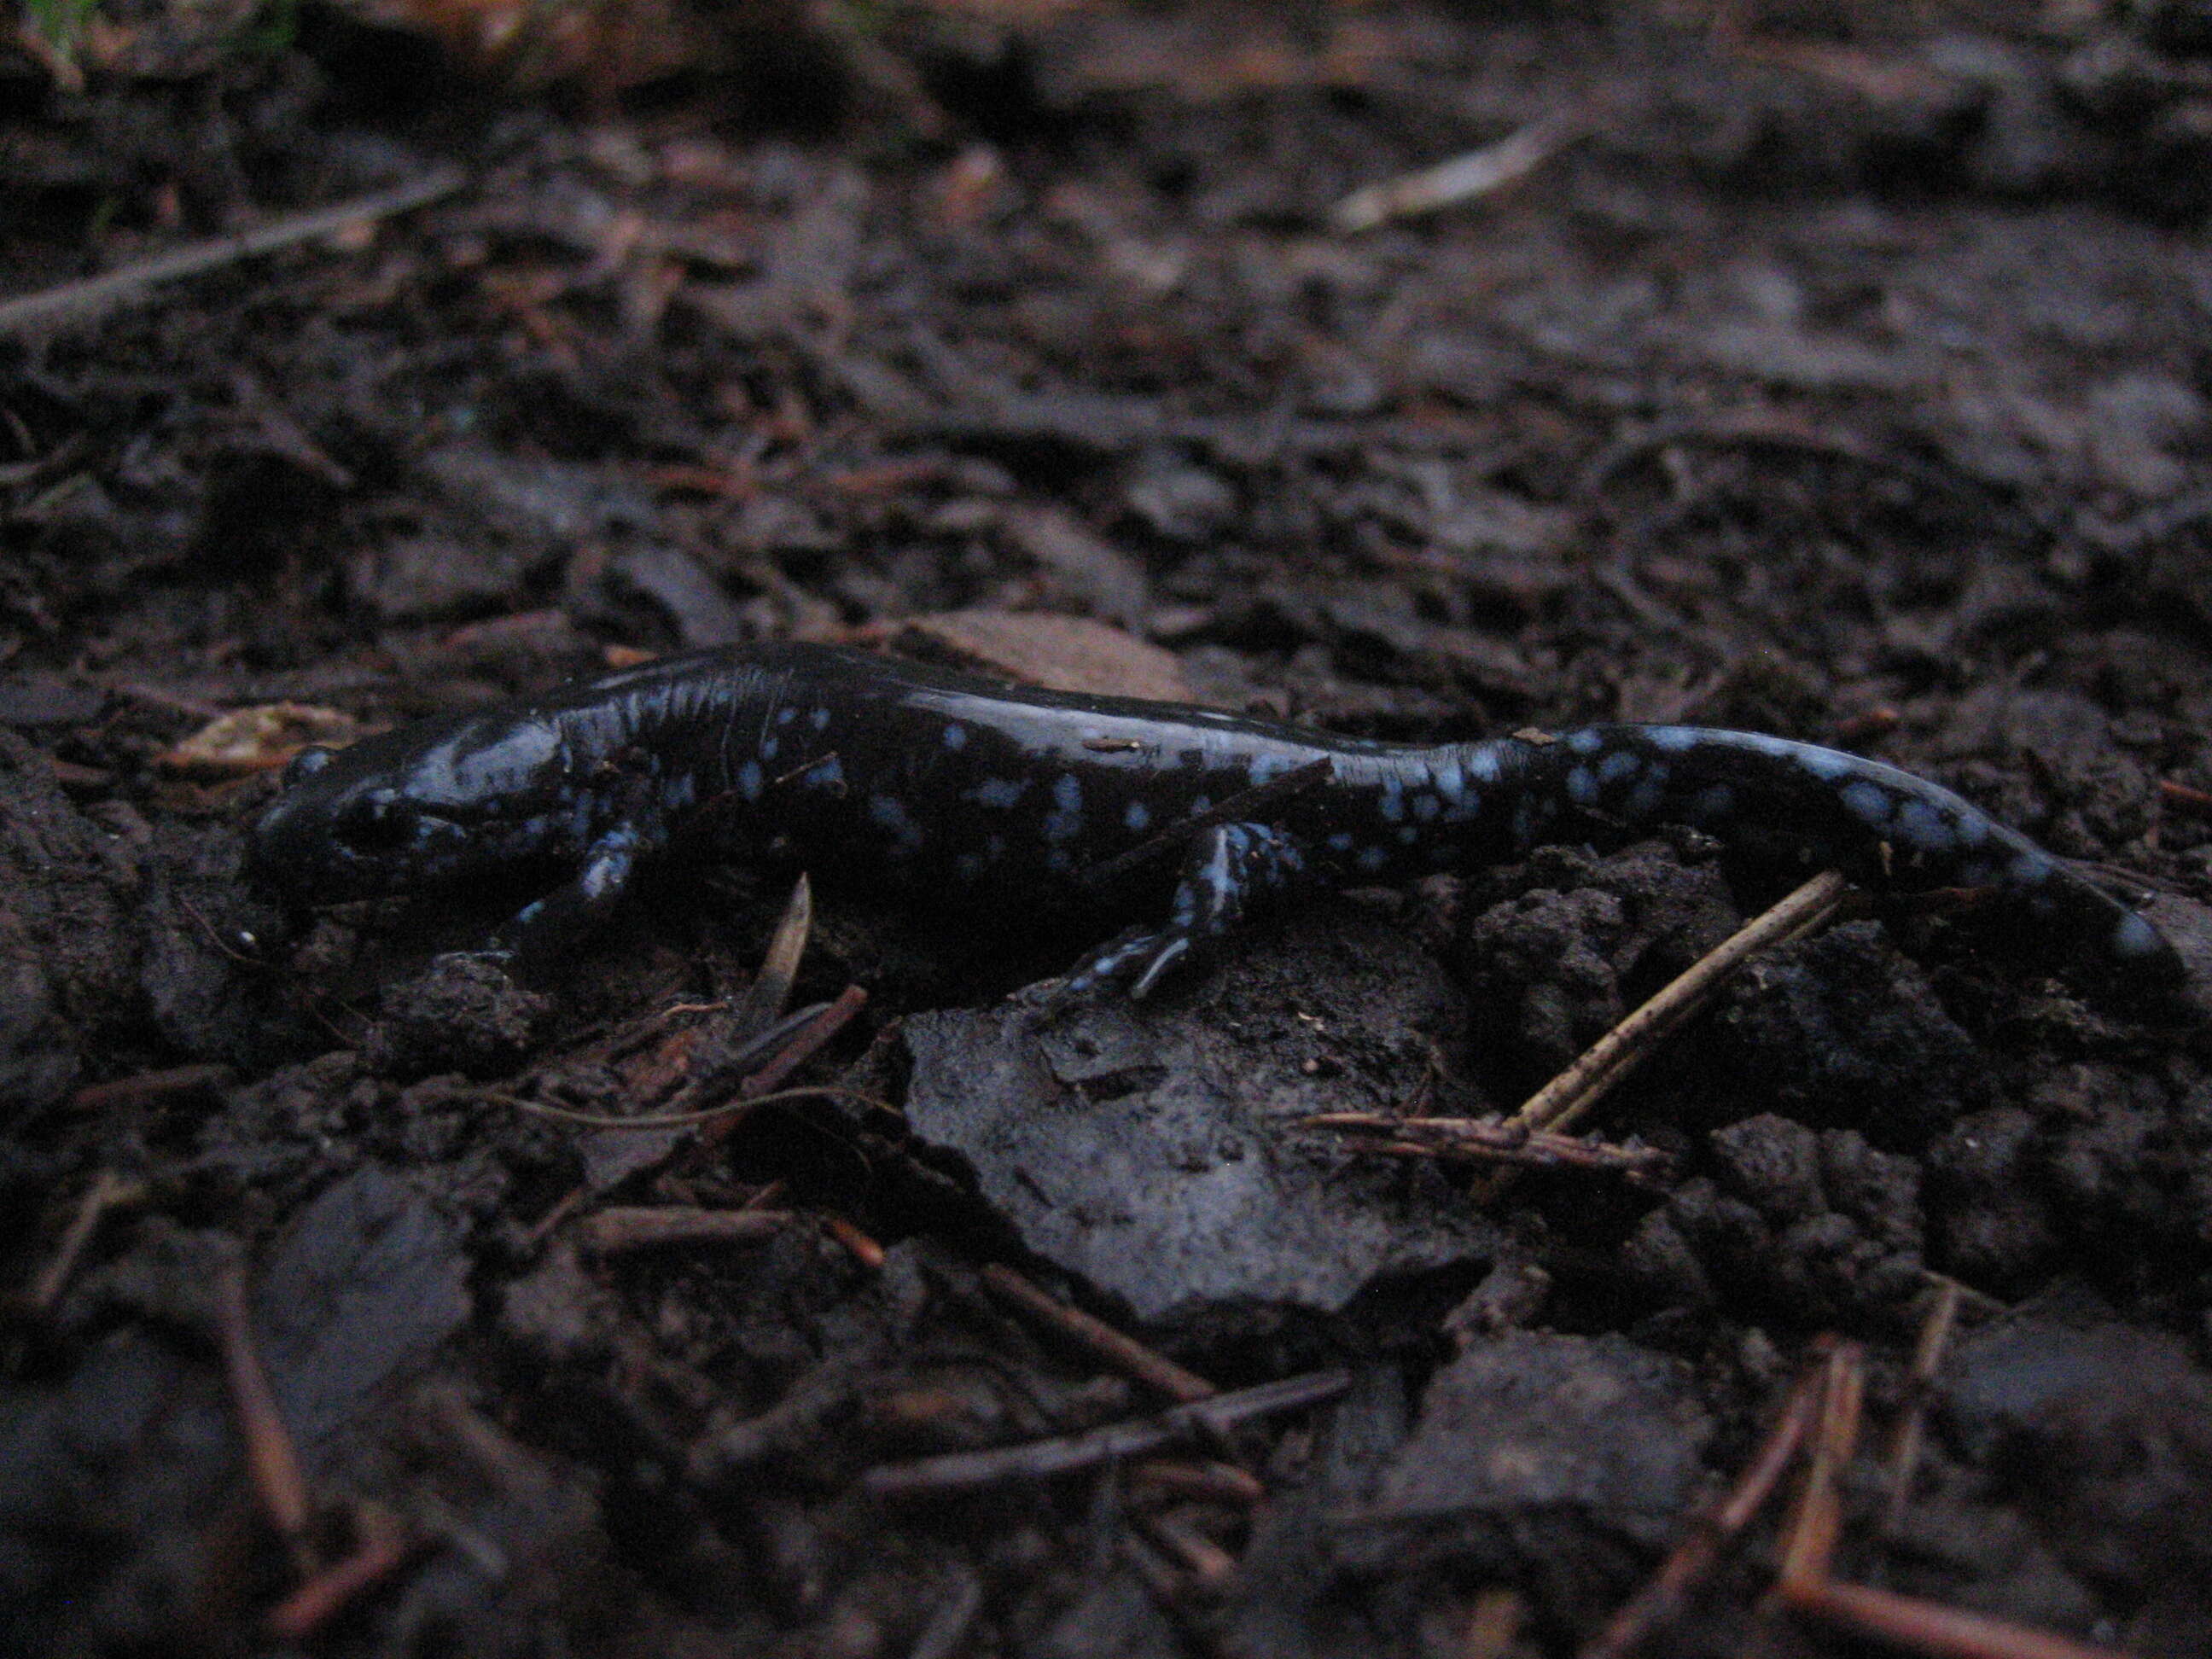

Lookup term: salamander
[246,641,2183,997]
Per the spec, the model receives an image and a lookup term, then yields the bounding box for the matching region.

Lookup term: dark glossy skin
[247,642,2183,996]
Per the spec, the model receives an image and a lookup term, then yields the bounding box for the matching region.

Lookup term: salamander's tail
[1519,724,2184,994]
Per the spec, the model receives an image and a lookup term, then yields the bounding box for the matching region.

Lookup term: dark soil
[5,3,2212,1655]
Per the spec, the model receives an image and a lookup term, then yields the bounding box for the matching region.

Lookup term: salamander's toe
[1053,924,1202,1004]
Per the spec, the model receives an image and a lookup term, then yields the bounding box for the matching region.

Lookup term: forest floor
[5,2,2212,1655]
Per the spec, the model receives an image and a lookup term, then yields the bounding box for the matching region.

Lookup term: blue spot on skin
[1625,778,1665,820]
[1465,748,1503,783]
[1046,849,1074,873]
[1327,832,1353,852]
[1412,793,1441,822]
[2008,853,2052,888]
[1249,754,1290,785]
[2114,913,2163,958]
[1732,731,1806,761]
[738,760,764,801]
[777,707,797,725]
[1045,775,1084,843]
[1124,800,1150,832]
[1567,767,1598,806]
[987,834,1006,863]
[666,775,698,810]
[973,777,1025,809]
[1190,796,1213,816]
[943,723,968,750]
[760,735,779,761]
[806,755,846,790]
[1647,727,1699,753]
[1378,788,1405,823]
[582,835,634,899]
[1568,729,1604,754]
[810,707,830,731]
[1691,783,1735,823]
[1796,746,1853,781]
[870,794,925,854]
[1357,846,1389,874]
[1956,814,1989,847]
[1841,781,1891,828]
[1434,760,1464,803]
[1895,800,1952,852]
[1599,750,1639,784]
[1398,826,1421,844]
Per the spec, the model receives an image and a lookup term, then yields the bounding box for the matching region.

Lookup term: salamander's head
[247,711,577,903]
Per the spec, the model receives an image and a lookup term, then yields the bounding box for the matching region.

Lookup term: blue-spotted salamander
[247,642,2182,997]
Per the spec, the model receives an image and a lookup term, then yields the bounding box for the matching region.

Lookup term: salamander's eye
[334,789,413,852]
[283,746,337,787]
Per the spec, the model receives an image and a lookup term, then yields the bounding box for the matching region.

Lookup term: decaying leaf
[160,703,363,779]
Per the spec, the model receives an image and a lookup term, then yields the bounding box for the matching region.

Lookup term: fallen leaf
[160,704,361,779]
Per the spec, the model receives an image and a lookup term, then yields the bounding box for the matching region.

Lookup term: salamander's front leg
[1062,821,1312,999]
[488,823,655,969]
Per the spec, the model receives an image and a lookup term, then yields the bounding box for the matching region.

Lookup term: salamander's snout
[244,765,354,900]
[246,748,454,903]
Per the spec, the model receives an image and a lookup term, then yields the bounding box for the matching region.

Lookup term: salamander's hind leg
[486,823,656,970]
[1061,821,1311,1000]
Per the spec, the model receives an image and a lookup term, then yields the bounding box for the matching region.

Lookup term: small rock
[1333,1331,1712,1594]
[901,902,1491,1320]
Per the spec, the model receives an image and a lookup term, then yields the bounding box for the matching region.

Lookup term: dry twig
[821,1214,887,1269]
[1474,870,1848,1202]
[1138,1508,1237,1587]
[2159,778,2212,823]
[1307,1113,1674,1182]
[575,1207,792,1254]
[0,167,468,339]
[214,1255,316,1578]
[1783,1580,2125,1659]
[1883,1278,1964,1533]
[457,1082,892,1131]
[741,983,870,1099]
[29,1169,143,1312]
[1579,1359,1824,1659]
[261,1511,416,1641]
[861,1369,1349,1497]
[1777,1340,1866,1596]
[1332,116,1582,234]
[983,1263,1217,1405]
[1600,1331,2139,1659]
[1127,1460,1266,1506]
[69,1063,229,1112]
